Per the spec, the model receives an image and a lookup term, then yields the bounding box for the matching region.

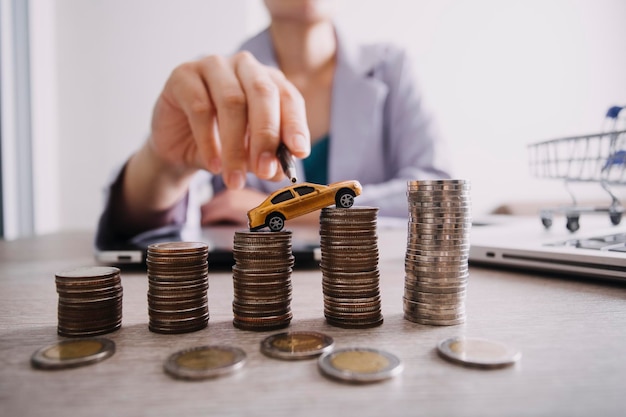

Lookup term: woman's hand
[149,51,311,189]
[200,188,268,226]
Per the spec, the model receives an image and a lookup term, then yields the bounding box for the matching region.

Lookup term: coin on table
[164,345,246,380]
[260,331,334,360]
[437,336,521,369]
[318,347,403,383]
[30,337,115,370]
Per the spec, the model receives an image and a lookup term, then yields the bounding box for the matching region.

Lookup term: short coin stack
[147,242,209,334]
[320,207,383,328]
[55,266,123,337]
[232,231,294,331]
[404,179,471,326]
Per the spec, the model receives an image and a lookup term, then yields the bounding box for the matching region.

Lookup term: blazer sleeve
[94,162,189,248]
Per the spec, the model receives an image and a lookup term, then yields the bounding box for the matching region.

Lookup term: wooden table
[1,229,625,417]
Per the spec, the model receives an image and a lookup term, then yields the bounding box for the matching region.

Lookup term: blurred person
[96,0,451,246]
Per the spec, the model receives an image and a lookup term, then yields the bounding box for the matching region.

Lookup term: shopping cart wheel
[566,215,580,232]
[609,212,622,226]
[540,211,553,229]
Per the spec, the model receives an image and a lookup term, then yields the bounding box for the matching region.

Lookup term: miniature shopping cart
[527,106,626,232]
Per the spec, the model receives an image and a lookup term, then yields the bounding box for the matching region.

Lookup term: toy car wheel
[335,189,355,208]
[266,213,285,232]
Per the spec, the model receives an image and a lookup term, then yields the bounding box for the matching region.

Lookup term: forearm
[96,142,196,247]
[123,141,196,216]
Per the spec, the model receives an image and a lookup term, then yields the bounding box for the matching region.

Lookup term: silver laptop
[95,224,321,267]
[470,215,626,281]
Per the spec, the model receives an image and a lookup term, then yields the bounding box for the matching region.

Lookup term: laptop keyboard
[546,233,626,252]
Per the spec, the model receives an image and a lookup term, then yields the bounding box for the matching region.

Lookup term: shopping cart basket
[527,106,626,232]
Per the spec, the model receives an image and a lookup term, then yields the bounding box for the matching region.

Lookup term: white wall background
[27,0,626,234]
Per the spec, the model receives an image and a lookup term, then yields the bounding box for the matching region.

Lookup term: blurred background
[1,0,625,239]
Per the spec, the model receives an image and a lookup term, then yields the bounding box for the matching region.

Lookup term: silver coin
[405,251,469,261]
[407,224,471,234]
[404,289,466,303]
[31,337,115,370]
[408,202,470,208]
[406,243,471,252]
[164,345,246,380]
[55,266,120,280]
[437,337,521,368]
[408,216,471,223]
[406,193,471,201]
[234,231,292,239]
[404,305,465,320]
[407,185,470,192]
[404,269,469,279]
[260,331,334,360]
[321,206,379,215]
[318,347,403,383]
[404,283,468,295]
[407,179,470,186]
[408,199,471,205]
[404,314,466,326]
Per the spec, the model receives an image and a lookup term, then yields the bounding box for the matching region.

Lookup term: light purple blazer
[98,25,453,245]
[210,26,452,218]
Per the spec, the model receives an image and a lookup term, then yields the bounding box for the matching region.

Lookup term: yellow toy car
[248,180,363,231]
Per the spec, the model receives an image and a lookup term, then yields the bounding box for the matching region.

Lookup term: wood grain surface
[1,229,625,417]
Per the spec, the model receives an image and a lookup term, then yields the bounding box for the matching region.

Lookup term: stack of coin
[404,179,471,326]
[232,231,294,331]
[319,207,383,328]
[147,242,209,334]
[55,266,123,337]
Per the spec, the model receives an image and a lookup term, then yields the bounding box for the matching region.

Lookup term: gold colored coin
[164,345,246,380]
[318,347,403,383]
[31,338,115,370]
[261,331,334,360]
[332,351,388,373]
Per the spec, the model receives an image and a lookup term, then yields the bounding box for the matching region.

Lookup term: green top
[302,135,329,185]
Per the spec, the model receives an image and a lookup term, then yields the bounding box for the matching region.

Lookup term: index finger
[234,53,282,180]
[269,70,311,160]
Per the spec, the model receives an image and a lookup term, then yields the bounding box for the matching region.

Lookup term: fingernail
[257,151,277,179]
[226,170,246,190]
[291,134,310,155]
[208,157,222,173]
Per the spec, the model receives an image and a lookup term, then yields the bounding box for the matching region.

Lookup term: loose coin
[164,345,246,380]
[31,337,115,370]
[437,336,521,368]
[260,331,334,360]
[318,347,403,383]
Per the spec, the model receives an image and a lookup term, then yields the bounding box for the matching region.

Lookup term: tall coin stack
[404,179,471,326]
[55,266,123,337]
[232,231,294,331]
[320,207,383,328]
[147,242,209,334]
